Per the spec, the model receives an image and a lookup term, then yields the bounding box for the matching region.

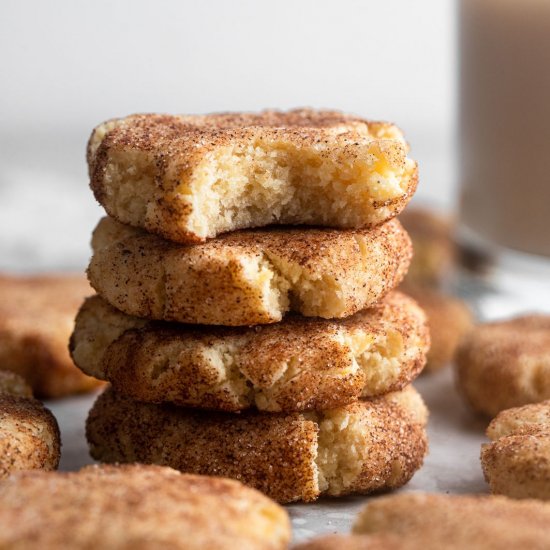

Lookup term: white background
[0,0,456,270]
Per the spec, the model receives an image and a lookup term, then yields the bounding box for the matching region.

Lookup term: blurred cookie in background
[400,207,456,288]
[0,371,60,478]
[482,400,550,500]
[0,464,290,549]
[352,492,550,549]
[399,207,475,374]
[403,286,473,373]
[295,492,550,548]
[0,273,102,398]
[456,315,550,417]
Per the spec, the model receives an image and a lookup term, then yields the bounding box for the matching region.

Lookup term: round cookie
[403,286,473,372]
[86,386,428,504]
[0,273,102,397]
[88,110,418,243]
[70,291,429,412]
[88,217,412,326]
[353,492,550,549]
[455,315,550,416]
[400,207,456,287]
[0,464,290,549]
[0,371,60,479]
[482,400,550,500]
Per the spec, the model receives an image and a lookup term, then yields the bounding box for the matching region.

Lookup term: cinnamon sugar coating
[456,315,550,416]
[0,464,290,549]
[0,273,102,397]
[88,217,412,325]
[70,291,428,412]
[0,371,60,479]
[482,400,550,500]
[86,386,428,503]
[353,492,550,549]
[88,110,418,243]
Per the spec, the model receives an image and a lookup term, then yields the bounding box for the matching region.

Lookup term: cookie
[400,207,455,287]
[86,386,428,503]
[403,286,472,372]
[0,371,60,479]
[0,369,32,398]
[70,291,429,412]
[294,534,411,550]
[486,400,550,440]
[455,315,550,416]
[482,400,550,500]
[88,216,412,325]
[353,492,550,549]
[0,464,290,549]
[88,110,418,243]
[0,273,102,397]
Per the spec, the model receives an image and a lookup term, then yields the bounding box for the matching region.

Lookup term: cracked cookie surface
[88,217,411,325]
[71,292,428,412]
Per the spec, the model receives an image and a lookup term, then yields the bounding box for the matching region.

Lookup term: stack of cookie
[71,110,431,503]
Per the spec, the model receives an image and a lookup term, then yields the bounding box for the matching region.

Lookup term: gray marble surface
[47,367,488,544]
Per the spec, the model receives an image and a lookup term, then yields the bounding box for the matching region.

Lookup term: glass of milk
[459,0,550,316]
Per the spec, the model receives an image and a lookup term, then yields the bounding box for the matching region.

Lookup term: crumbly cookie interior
[314,389,425,495]
[103,140,415,240]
